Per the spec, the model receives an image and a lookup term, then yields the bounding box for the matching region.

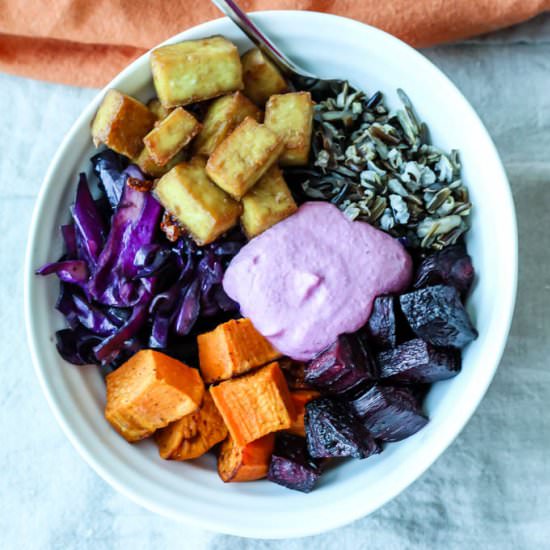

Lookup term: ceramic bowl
[24,11,517,539]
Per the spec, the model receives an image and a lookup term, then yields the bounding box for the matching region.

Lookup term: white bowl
[24,11,517,539]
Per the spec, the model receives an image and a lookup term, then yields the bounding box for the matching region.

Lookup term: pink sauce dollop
[223,202,412,360]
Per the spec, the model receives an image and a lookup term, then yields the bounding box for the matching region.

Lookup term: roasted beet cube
[365,296,398,349]
[377,338,460,383]
[267,433,321,493]
[399,285,478,348]
[349,384,428,441]
[305,398,380,459]
[414,244,474,296]
[304,333,376,394]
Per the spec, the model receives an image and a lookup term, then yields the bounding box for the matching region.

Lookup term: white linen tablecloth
[1,13,549,549]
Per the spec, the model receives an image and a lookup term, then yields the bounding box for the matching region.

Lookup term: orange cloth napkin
[1,0,548,88]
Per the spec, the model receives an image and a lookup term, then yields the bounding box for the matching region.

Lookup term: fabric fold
[1,0,549,87]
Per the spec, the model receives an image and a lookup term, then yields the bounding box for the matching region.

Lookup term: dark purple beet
[365,296,398,349]
[349,384,428,441]
[305,398,380,459]
[399,285,478,348]
[267,433,321,493]
[304,333,377,394]
[414,244,474,296]
[377,338,461,383]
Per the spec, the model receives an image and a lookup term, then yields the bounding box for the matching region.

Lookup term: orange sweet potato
[156,392,228,460]
[210,362,295,447]
[198,318,282,383]
[218,433,275,482]
[105,349,204,442]
[287,390,321,437]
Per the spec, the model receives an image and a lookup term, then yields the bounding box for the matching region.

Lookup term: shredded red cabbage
[37,150,245,370]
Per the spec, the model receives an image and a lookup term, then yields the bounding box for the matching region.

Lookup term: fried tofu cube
[143,107,201,166]
[151,36,243,108]
[155,393,228,460]
[206,117,284,199]
[133,147,186,178]
[241,48,288,105]
[154,157,241,245]
[147,98,173,120]
[105,350,204,442]
[210,362,295,447]
[218,433,275,482]
[240,165,298,238]
[198,318,282,384]
[264,92,313,166]
[193,92,261,157]
[91,89,157,158]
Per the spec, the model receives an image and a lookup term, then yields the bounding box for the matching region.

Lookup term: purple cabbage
[72,173,106,266]
[91,149,128,209]
[37,150,246,369]
[61,224,77,258]
[88,169,162,307]
[94,302,149,363]
[36,260,89,285]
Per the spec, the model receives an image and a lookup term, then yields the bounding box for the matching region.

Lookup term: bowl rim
[24,10,518,538]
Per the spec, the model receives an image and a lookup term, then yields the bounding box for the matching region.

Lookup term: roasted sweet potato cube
[153,157,242,245]
[206,117,284,199]
[151,36,243,108]
[240,165,298,238]
[105,349,204,442]
[193,92,261,157]
[264,92,313,166]
[210,362,295,447]
[156,392,228,460]
[147,98,173,120]
[133,147,186,178]
[218,433,275,482]
[287,390,321,437]
[91,89,157,158]
[241,48,288,105]
[198,318,282,383]
[143,107,201,166]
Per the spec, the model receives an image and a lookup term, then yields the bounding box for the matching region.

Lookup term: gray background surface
[1,13,549,550]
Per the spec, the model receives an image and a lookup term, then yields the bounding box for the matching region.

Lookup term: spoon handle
[210,0,311,78]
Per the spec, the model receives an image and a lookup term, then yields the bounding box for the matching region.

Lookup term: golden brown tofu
[143,107,201,166]
[264,92,314,166]
[153,157,242,245]
[241,48,288,105]
[91,89,157,159]
[240,166,298,238]
[104,350,205,442]
[155,393,228,460]
[151,36,243,108]
[192,92,261,157]
[147,98,173,120]
[133,147,186,178]
[206,117,284,200]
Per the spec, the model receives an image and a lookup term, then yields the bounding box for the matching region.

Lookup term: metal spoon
[211,0,347,100]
